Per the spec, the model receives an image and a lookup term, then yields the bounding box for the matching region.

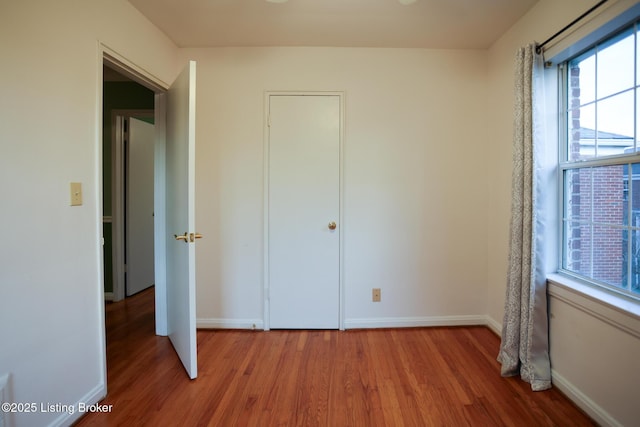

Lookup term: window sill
[547,273,640,339]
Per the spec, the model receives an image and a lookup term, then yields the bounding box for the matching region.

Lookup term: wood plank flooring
[75,288,596,426]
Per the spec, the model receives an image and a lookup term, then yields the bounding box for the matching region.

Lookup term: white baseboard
[551,369,621,427]
[104,292,114,302]
[197,316,492,331]
[485,316,502,335]
[197,318,264,330]
[48,382,106,427]
[343,315,488,329]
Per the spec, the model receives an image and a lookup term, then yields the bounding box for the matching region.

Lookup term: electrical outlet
[372,288,381,302]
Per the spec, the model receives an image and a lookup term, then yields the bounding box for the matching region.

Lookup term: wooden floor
[75,288,595,426]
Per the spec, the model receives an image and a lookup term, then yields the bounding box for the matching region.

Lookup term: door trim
[99,42,170,337]
[262,91,345,331]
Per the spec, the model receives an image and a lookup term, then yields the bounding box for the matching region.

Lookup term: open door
[166,61,198,379]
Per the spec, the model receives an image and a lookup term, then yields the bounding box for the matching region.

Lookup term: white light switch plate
[70,182,83,206]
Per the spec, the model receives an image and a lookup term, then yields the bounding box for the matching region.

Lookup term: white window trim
[543,2,640,332]
[554,7,640,303]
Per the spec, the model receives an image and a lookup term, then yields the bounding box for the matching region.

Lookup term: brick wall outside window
[566,65,625,287]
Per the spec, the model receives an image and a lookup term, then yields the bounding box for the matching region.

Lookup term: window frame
[557,20,640,301]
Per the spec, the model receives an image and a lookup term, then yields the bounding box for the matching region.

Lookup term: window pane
[593,164,627,226]
[625,164,633,223]
[637,27,640,87]
[568,103,596,160]
[596,90,635,156]
[637,88,640,151]
[569,53,595,106]
[597,31,635,99]
[631,167,640,294]
[563,21,640,299]
[564,168,592,221]
[630,228,640,294]
[592,225,626,288]
[564,221,592,276]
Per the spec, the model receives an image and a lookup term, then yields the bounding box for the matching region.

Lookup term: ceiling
[128,0,539,49]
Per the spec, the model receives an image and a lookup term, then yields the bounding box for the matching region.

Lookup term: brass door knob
[174,232,188,242]
[189,232,204,242]
[328,222,337,230]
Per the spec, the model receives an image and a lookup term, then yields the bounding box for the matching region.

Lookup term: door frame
[262,91,346,331]
[99,43,171,347]
[109,110,154,302]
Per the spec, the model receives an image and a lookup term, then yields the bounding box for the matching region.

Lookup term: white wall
[186,47,490,329]
[0,1,179,426]
[487,1,640,425]
[4,0,637,425]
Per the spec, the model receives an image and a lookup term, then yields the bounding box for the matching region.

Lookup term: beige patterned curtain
[497,43,552,392]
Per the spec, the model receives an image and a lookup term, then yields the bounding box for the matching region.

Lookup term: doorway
[266,93,344,329]
[103,65,156,302]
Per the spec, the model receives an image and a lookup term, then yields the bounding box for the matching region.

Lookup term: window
[560,22,640,298]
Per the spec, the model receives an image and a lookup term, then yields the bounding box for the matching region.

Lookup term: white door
[268,94,341,329]
[166,61,198,378]
[126,117,155,296]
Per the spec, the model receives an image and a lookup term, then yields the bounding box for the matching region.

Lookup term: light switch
[70,182,83,206]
